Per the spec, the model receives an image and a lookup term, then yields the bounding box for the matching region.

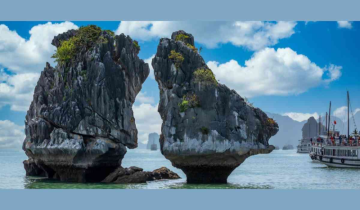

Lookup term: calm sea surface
[1,149,360,189]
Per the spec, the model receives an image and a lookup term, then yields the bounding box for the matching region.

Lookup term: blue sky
[0,21,359,147]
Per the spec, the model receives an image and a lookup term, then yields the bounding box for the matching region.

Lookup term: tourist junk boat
[310,91,360,168]
[297,138,312,153]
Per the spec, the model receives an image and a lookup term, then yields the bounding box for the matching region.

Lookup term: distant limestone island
[22,27,279,185]
[147,133,160,150]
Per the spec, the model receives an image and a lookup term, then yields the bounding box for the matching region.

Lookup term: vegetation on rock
[178,93,200,112]
[267,118,276,126]
[168,50,184,69]
[186,43,198,53]
[52,25,105,64]
[175,34,189,42]
[193,68,218,85]
[133,40,140,52]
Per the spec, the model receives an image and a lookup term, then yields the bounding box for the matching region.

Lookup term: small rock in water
[102,166,180,184]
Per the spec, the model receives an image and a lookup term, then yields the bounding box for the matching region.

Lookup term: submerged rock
[22,25,149,182]
[152,30,279,183]
[102,166,180,183]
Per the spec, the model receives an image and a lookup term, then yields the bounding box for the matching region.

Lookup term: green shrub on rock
[178,94,200,113]
[186,43,198,53]
[168,50,184,69]
[52,25,105,64]
[175,34,189,42]
[52,37,77,63]
[193,68,218,85]
[178,98,189,112]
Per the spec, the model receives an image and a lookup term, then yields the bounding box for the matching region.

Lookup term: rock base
[23,159,47,177]
[23,160,118,182]
[164,146,275,184]
[180,166,236,184]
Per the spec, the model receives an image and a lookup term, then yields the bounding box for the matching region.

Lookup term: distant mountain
[266,112,305,148]
[266,112,350,148]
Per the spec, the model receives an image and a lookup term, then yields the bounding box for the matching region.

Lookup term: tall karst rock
[22,25,149,182]
[302,116,326,139]
[152,30,279,183]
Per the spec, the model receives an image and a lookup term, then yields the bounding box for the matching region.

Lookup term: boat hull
[319,155,360,168]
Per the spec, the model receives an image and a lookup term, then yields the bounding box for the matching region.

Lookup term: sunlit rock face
[22,26,149,182]
[152,30,279,184]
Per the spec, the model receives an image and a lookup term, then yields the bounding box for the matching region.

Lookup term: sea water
[1,149,360,189]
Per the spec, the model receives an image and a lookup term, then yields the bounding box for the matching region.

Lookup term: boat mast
[348,91,350,139]
[327,102,331,140]
[326,112,328,133]
[320,115,321,135]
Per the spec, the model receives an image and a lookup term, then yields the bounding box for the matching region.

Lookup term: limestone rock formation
[22,25,149,182]
[302,116,325,139]
[102,166,180,183]
[152,30,279,183]
[146,132,160,150]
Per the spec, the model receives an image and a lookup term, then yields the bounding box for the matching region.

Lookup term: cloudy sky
[0,21,359,148]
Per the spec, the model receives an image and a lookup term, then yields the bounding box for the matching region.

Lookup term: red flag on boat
[334,120,337,125]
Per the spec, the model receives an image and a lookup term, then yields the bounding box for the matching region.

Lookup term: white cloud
[0,70,39,111]
[333,106,360,122]
[136,91,155,104]
[283,112,319,122]
[116,21,296,50]
[144,54,155,79]
[333,106,348,121]
[0,22,78,73]
[0,120,25,149]
[0,22,78,112]
[133,103,162,144]
[356,108,360,115]
[337,21,352,29]
[207,48,342,98]
[324,64,342,83]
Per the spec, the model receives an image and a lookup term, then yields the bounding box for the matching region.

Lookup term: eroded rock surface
[152,30,279,183]
[102,166,180,184]
[22,26,149,182]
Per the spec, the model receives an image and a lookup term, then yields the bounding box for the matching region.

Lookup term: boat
[297,138,312,153]
[283,144,294,150]
[311,91,360,168]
